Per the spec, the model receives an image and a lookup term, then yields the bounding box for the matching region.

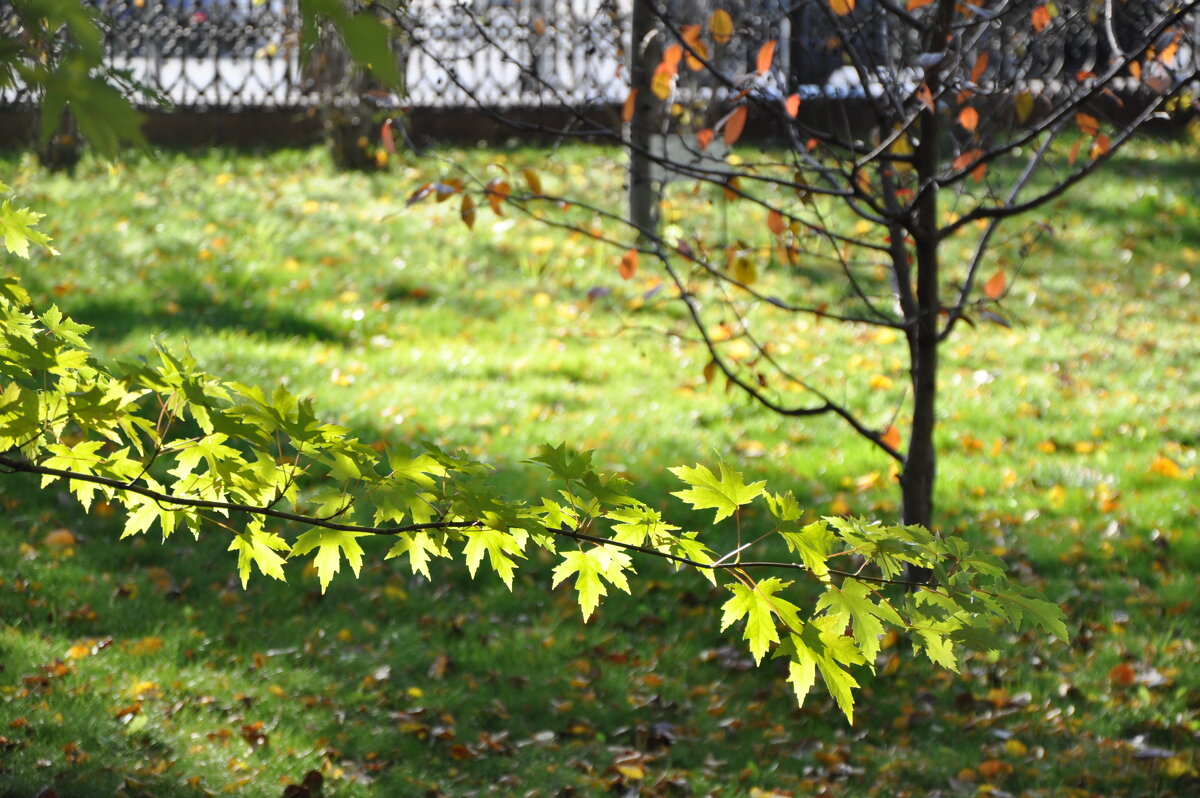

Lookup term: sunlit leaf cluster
[2,182,1065,721]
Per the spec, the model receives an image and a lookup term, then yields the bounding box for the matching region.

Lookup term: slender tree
[404,0,1199,578]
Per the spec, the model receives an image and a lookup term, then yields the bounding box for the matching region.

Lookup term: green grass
[2,136,1199,796]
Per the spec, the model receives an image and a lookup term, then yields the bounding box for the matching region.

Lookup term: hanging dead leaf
[709,9,733,44]
[970,52,989,84]
[723,176,741,201]
[1160,40,1179,66]
[952,148,982,171]
[785,93,800,117]
[662,43,683,74]
[1090,134,1111,159]
[983,269,1006,300]
[651,64,674,100]
[460,194,475,229]
[829,0,855,15]
[767,209,787,235]
[1068,138,1081,166]
[434,180,461,202]
[523,168,542,195]
[485,179,510,214]
[681,24,707,70]
[406,182,435,206]
[619,249,638,280]
[1129,60,1141,82]
[958,106,979,132]
[697,128,715,151]
[1031,4,1051,33]
[881,426,901,451]
[723,105,748,146]
[756,40,777,74]
[1075,112,1099,137]
[621,88,637,123]
[380,119,395,154]
[906,0,934,8]
[1014,91,1034,124]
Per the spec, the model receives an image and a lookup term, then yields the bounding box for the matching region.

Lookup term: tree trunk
[628,0,661,239]
[901,0,957,584]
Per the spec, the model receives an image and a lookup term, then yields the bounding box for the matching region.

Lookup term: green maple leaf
[0,198,56,258]
[528,442,592,482]
[670,532,718,585]
[385,530,450,579]
[670,462,765,522]
[462,527,526,589]
[994,589,1070,641]
[779,519,836,579]
[815,578,904,663]
[290,528,368,592]
[551,547,633,620]
[787,616,866,723]
[720,577,801,664]
[229,522,290,587]
[607,505,680,547]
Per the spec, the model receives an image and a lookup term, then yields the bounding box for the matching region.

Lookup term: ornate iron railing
[1,0,1193,111]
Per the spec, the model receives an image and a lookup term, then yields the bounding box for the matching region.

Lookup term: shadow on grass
[63,288,343,344]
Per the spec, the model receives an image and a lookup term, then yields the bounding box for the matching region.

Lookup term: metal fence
[1,0,1194,111]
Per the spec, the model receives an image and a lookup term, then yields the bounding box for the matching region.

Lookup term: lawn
[1,136,1199,797]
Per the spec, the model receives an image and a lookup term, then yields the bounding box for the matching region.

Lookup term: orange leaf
[1075,112,1099,137]
[1149,455,1183,478]
[1129,60,1141,81]
[697,128,715,151]
[756,40,777,75]
[1108,663,1136,686]
[485,179,510,214]
[958,106,979,132]
[1067,138,1081,166]
[1090,133,1112,159]
[723,105,748,146]
[460,194,475,229]
[709,9,733,44]
[406,182,434,206]
[983,269,1006,300]
[685,41,708,71]
[881,426,901,451]
[971,162,988,182]
[785,93,800,117]
[619,249,638,280]
[650,63,674,100]
[953,148,983,170]
[681,24,707,70]
[621,88,637,123]
[978,760,1013,780]
[767,209,787,235]
[829,0,855,15]
[380,119,395,154]
[970,52,989,84]
[906,0,934,8]
[1160,41,1178,66]
[662,43,682,75]
[1031,4,1051,33]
